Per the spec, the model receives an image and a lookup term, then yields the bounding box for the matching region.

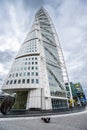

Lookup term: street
[0,110,87,130]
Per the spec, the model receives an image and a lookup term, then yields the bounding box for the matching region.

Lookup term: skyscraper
[2,7,71,110]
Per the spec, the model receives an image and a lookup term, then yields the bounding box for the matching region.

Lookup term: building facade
[65,82,86,106]
[74,83,86,105]
[2,8,70,110]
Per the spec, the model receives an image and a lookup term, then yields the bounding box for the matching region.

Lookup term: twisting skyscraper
[2,7,72,110]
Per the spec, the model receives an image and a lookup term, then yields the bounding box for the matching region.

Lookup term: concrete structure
[2,7,72,110]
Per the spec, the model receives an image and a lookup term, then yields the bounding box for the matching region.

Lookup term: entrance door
[13,91,28,109]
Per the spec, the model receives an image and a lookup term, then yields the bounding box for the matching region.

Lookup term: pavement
[0,108,87,130]
[0,106,86,118]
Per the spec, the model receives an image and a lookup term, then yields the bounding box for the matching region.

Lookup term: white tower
[2,7,70,110]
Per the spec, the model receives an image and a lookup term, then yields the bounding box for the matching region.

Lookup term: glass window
[19,73,22,76]
[24,67,26,70]
[32,62,34,64]
[28,67,30,70]
[28,62,30,65]
[6,80,9,85]
[14,80,17,84]
[36,67,38,70]
[24,72,26,76]
[32,66,34,70]
[25,62,27,65]
[27,72,30,76]
[16,73,18,77]
[9,74,11,78]
[35,57,37,60]
[18,79,21,84]
[31,79,34,83]
[32,57,34,60]
[22,79,25,84]
[10,80,13,84]
[36,72,38,76]
[35,62,38,64]
[32,72,34,76]
[36,79,39,83]
[12,73,14,77]
[27,79,30,83]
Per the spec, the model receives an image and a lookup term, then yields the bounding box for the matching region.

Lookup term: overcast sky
[0,0,87,96]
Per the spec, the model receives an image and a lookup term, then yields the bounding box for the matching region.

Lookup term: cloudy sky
[0,0,87,96]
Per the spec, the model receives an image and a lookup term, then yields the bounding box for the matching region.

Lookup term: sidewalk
[0,106,86,118]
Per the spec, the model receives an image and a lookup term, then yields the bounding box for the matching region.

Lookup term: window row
[6,78,39,85]
[17,61,38,65]
[52,99,67,108]
[21,50,37,53]
[25,57,37,60]
[22,46,37,49]
[15,57,38,63]
[11,66,38,72]
[9,72,39,78]
[24,61,38,65]
[50,91,66,97]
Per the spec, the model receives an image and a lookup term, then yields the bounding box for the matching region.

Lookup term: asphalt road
[0,110,87,130]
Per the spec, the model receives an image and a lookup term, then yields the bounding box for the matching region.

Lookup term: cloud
[0,49,16,87]
[22,0,44,9]
[0,50,15,63]
[44,0,63,8]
